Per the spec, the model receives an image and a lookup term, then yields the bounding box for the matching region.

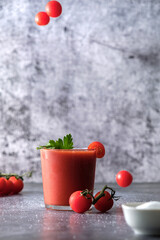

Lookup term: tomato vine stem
[0,171,33,180]
[92,185,118,205]
[81,189,93,199]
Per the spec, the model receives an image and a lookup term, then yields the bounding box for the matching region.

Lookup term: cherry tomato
[69,191,92,213]
[35,12,50,26]
[88,141,105,158]
[9,176,24,194]
[0,177,7,194]
[94,191,113,212]
[2,179,14,196]
[116,170,133,187]
[45,1,62,18]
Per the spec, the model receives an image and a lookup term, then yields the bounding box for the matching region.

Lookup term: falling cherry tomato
[116,170,133,187]
[35,12,50,26]
[69,190,92,213]
[45,1,62,18]
[88,141,105,158]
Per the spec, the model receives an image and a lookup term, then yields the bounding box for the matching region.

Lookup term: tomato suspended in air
[45,1,62,18]
[116,170,133,187]
[35,12,50,26]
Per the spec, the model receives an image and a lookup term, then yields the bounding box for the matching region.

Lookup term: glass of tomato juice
[40,148,96,210]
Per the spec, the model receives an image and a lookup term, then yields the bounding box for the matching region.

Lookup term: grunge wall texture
[0,0,160,182]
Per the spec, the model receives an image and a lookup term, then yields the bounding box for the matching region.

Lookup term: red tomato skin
[116,170,133,187]
[9,177,24,194]
[88,141,105,158]
[45,1,62,18]
[69,191,92,213]
[2,179,14,196]
[0,177,7,194]
[94,191,113,212]
[35,12,50,26]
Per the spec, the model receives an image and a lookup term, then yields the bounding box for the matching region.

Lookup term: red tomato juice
[41,149,96,207]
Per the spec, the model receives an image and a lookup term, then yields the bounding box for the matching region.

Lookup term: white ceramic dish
[122,202,160,235]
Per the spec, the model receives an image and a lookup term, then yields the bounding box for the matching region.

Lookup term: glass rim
[40,148,95,151]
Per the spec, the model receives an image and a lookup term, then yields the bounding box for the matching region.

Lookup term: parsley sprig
[37,134,74,150]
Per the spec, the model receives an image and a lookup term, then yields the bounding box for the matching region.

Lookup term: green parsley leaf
[37,134,74,150]
[63,134,73,149]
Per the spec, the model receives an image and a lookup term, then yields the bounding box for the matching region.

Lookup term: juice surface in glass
[40,149,96,209]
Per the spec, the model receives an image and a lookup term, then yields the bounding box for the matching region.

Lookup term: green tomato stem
[0,171,33,180]
[92,185,116,205]
[81,189,94,200]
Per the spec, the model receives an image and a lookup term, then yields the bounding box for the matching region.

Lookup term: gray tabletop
[0,183,160,240]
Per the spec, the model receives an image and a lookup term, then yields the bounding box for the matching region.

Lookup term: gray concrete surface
[0,183,160,240]
[0,0,160,182]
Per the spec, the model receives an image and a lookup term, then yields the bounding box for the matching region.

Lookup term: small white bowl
[122,202,160,235]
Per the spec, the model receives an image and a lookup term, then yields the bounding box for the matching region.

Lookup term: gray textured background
[0,0,160,183]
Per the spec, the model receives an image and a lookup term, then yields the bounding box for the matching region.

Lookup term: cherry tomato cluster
[0,176,23,196]
[35,1,62,26]
[69,141,133,213]
[69,185,119,214]
[0,172,32,197]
